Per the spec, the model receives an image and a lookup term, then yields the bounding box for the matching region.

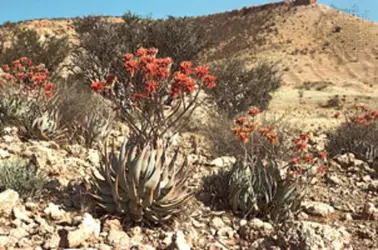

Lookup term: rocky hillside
[2,2,378,86]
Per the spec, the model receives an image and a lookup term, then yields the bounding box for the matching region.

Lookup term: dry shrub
[207,59,282,118]
[54,80,114,148]
[0,27,69,79]
[71,14,210,84]
[202,110,289,159]
[326,104,378,164]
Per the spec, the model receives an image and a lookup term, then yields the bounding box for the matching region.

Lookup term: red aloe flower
[248,107,261,116]
[291,157,301,164]
[147,48,159,56]
[2,64,10,72]
[91,81,103,93]
[300,133,311,140]
[16,73,25,80]
[124,61,139,75]
[296,142,307,151]
[194,65,209,80]
[179,61,192,75]
[44,83,55,91]
[318,165,328,174]
[318,151,327,160]
[122,53,134,61]
[145,81,158,93]
[136,47,147,57]
[304,153,314,163]
[238,132,249,143]
[235,116,247,125]
[204,75,216,88]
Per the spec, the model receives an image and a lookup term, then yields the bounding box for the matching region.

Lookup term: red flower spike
[147,48,159,56]
[299,133,311,140]
[235,116,247,126]
[91,81,103,93]
[194,65,209,80]
[145,81,158,93]
[304,154,314,163]
[318,151,328,160]
[179,61,192,75]
[2,65,10,72]
[248,107,261,117]
[123,53,134,61]
[136,47,147,57]
[291,157,301,164]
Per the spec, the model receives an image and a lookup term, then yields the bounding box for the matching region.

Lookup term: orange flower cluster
[91,75,117,94]
[1,57,54,98]
[91,47,216,102]
[333,104,378,126]
[232,107,278,144]
[288,133,328,178]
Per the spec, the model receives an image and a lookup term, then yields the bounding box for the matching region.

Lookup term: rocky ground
[0,124,378,250]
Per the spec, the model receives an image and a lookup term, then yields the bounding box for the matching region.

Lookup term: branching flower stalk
[90,47,216,145]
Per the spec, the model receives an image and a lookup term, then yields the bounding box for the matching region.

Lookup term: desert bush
[203,108,288,158]
[0,157,47,198]
[71,14,209,84]
[90,48,216,145]
[90,138,192,225]
[0,27,69,79]
[52,80,114,147]
[207,59,282,118]
[326,104,378,164]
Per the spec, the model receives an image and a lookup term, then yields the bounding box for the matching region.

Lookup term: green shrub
[207,59,282,118]
[0,157,47,198]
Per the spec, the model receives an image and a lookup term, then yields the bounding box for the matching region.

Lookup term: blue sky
[0,0,377,24]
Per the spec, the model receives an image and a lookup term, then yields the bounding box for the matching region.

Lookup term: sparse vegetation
[0,157,47,198]
[326,103,378,164]
[207,59,282,118]
[0,27,69,79]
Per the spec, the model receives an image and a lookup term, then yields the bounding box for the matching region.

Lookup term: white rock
[44,203,66,220]
[209,156,236,168]
[300,221,351,250]
[87,149,100,166]
[248,218,265,229]
[174,230,191,250]
[210,217,225,230]
[13,206,31,223]
[0,149,10,159]
[303,201,335,217]
[67,213,101,248]
[107,229,130,247]
[0,189,19,216]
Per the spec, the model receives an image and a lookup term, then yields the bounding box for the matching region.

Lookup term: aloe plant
[228,157,302,223]
[90,138,192,224]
